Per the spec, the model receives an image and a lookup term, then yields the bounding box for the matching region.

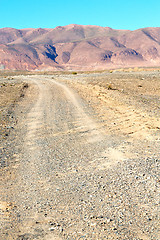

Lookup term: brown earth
[0,71,159,239]
[0,79,28,143]
[0,25,160,71]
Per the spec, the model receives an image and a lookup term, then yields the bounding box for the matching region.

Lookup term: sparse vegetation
[107,84,114,90]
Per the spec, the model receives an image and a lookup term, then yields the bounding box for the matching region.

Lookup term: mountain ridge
[0,24,160,70]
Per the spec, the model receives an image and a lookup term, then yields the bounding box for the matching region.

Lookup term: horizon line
[0,24,160,31]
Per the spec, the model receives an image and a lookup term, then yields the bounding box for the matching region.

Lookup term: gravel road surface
[0,74,159,240]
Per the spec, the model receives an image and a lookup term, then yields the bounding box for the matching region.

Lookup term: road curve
[1,75,159,240]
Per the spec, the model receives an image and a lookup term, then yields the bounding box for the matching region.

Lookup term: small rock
[49,227,55,231]
[106,218,111,223]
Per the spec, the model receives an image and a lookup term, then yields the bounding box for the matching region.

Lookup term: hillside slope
[0,25,160,70]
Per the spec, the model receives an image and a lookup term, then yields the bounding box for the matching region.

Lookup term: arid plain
[0,70,160,239]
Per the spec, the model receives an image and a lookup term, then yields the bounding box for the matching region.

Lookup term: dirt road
[0,74,159,239]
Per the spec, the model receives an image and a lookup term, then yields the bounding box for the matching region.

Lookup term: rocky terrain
[0,25,160,70]
[0,71,160,239]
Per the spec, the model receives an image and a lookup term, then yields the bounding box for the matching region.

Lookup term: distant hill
[0,24,160,70]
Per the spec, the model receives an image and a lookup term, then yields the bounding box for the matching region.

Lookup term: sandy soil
[0,72,159,240]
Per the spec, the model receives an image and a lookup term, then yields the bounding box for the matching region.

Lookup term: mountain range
[0,24,160,71]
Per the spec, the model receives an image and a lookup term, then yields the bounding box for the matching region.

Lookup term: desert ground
[0,70,159,239]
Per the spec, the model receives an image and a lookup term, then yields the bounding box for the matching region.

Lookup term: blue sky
[0,0,159,30]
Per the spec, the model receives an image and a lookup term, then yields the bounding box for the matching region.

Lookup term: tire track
[66,80,160,140]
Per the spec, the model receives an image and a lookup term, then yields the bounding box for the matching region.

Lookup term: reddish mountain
[0,25,160,70]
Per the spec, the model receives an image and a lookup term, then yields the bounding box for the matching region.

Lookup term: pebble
[49,227,55,231]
